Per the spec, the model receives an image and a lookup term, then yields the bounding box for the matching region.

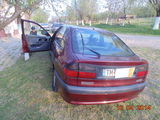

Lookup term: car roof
[39,23,49,25]
[63,25,113,34]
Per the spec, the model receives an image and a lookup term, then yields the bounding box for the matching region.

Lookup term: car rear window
[72,28,135,57]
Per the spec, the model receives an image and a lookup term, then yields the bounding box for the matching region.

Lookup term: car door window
[24,22,49,37]
[55,27,66,49]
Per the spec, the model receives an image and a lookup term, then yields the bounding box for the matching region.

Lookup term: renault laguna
[21,19,148,105]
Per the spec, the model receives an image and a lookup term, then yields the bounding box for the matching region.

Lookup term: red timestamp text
[117,105,152,110]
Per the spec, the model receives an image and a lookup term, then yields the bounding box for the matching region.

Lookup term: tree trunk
[110,19,113,25]
[0,13,20,30]
[17,15,22,34]
[81,19,84,26]
[153,9,160,30]
[0,8,26,30]
[105,17,109,24]
[156,8,160,17]
[0,0,41,30]
[122,21,125,26]
[153,17,160,30]
[76,20,79,25]
[153,8,160,30]
[89,20,92,26]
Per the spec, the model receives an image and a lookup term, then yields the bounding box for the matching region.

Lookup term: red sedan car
[21,19,148,105]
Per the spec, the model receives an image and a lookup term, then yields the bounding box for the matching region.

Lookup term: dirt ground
[0,37,21,71]
[0,34,160,71]
[117,34,160,50]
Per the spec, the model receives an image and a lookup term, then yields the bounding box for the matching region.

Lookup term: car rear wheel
[52,69,58,92]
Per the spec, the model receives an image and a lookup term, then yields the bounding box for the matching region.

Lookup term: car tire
[52,69,58,92]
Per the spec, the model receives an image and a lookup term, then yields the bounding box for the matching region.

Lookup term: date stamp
[117,105,152,110]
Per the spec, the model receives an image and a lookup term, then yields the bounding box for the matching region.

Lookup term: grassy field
[91,17,160,35]
[0,48,160,120]
[93,24,160,35]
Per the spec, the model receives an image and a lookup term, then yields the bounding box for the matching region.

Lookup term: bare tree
[66,6,76,23]
[104,0,123,24]
[104,0,137,25]
[0,0,42,30]
[66,0,97,26]
[74,0,80,25]
[86,0,97,26]
[44,0,67,22]
[149,0,160,29]
[76,0,88,25]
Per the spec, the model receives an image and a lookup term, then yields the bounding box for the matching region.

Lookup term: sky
[42,0,108,21]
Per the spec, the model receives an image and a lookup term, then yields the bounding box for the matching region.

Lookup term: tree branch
[0,0,42,30]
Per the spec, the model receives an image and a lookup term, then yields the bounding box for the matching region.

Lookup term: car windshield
[72,28,135,57]
[53,23,63,27]
[40,23,48,26]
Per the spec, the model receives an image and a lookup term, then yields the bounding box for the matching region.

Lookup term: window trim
[22,19,51,37]
[54,26,67,52]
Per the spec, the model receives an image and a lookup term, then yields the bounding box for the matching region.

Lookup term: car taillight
[78,63,96,78]
[64,68,78,77]
[136,64,148,77]
[63,63,97,85]
[63,62,79,85]
[79,71,96,78]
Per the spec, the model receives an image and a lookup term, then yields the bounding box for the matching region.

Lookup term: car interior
[23,21,51,52]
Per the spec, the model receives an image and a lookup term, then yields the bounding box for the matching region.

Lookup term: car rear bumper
[55,72,146,105]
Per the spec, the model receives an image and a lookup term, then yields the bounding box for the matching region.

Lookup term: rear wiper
[84,47,101,58]
[80,33,101,58]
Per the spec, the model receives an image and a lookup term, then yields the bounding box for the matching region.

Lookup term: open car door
[21,19,51,60]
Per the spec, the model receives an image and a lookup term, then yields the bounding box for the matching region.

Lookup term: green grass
[93,24,160,35]
[0,49,160,120]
